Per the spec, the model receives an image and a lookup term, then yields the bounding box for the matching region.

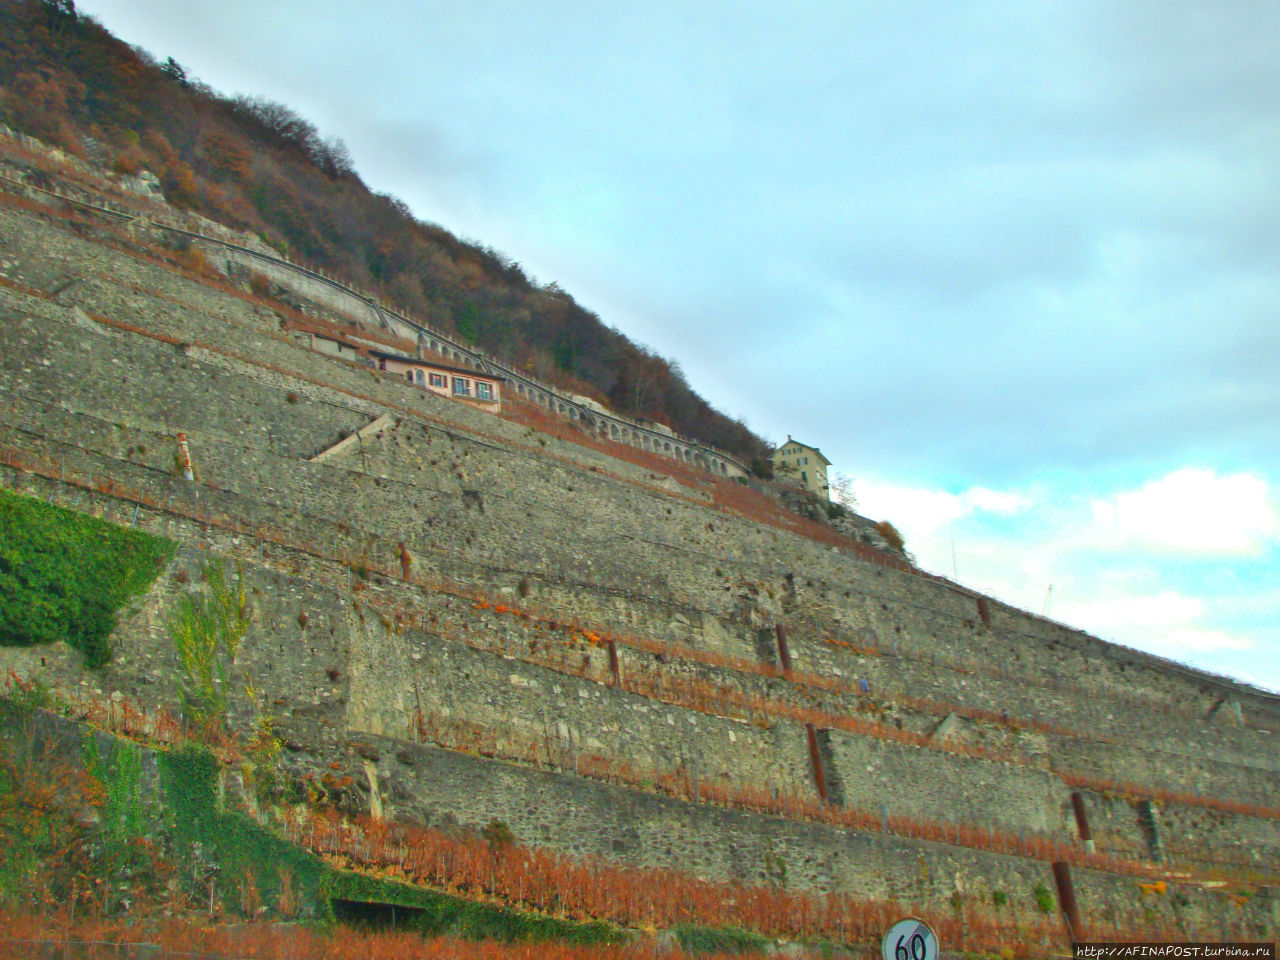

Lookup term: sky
[72,1,1280,694]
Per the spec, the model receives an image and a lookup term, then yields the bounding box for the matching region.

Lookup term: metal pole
[775,624,794,673]
[1052,860,1083,945]
[805,723,828,803]
[1070,792,1095,854]
[607,640,621,686]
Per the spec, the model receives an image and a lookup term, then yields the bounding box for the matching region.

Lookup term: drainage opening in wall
[331,898,429,932]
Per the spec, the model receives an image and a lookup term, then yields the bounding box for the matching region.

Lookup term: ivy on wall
[0,488,174,666]
[169,562,252,737]
[157,744,322,917]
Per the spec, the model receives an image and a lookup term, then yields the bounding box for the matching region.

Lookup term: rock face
[0,149,1277,941]
[772,485,901,556]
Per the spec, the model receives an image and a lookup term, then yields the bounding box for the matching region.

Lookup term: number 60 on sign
[881,918,938,960]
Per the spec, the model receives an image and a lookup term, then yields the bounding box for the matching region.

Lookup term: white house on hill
[771,436,831,499]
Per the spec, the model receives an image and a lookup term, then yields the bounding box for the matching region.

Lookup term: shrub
[672,923,770,956]
[169,561,253,737]
[249,271,273,298]
[482,818,515,851]
[0,488,173,666]
[873,520,907,554]
[109,147,145,176]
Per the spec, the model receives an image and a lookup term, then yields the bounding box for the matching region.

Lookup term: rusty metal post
[976,596,991,627]
[398,541,412,581]
[775,624,794,673]
[1070,792,1095,854]
[805,723,828,803]
[1052,860,1083,945]
[607,640,621,686]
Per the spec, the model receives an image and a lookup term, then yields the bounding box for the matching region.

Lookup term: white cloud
[1060,591,1254,655]
[853,479,1034,542]
[1069,590,1205,629]
[853,481,969,540]
[1087,468,1279,555]
[964,486,1034,515]
[849,468,1277,690]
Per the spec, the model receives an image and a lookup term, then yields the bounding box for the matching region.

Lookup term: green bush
[672,923,771,956]
[159,744,324,916]
[323,870,627,945]
[0,488,174,666]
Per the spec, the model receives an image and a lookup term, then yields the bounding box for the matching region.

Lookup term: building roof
[772,436,831,466]
[364,346,505,382]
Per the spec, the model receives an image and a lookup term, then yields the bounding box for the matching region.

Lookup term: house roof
[772,436,832,466]
[365,346,505,382]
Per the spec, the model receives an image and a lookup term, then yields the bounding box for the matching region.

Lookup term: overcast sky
[73,1,1280,693]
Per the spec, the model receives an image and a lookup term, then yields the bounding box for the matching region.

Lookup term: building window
[802,471,808,483]
[415,369,425,384]
[452,377,471,396]
[429,373,446,388]
[377,357,387,372]
[475,381,494,400]
[406,371,414,382]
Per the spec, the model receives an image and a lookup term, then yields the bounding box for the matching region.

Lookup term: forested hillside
[0,0,768,462]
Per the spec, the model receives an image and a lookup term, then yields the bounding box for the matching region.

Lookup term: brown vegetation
[0,0,769,462]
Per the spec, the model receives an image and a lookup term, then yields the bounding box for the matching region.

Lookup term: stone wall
[1,188,1277,940]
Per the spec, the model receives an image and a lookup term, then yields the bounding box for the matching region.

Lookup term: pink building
[368,348,504,409]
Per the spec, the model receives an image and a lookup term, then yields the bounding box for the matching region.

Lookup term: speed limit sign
[881,918,938,960]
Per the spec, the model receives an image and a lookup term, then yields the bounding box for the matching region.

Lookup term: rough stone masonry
[0,157,1276,938]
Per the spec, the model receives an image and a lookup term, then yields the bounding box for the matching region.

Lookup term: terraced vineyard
[0,130,1276,956]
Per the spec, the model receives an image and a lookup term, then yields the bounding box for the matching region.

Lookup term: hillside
[0,0,769,464]
[0,123,1277,957]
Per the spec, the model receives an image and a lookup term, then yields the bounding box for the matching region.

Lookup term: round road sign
[881,917,938,960]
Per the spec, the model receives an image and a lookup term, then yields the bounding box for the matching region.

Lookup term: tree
[160,56,187,85]
[830,473,857,511]
[41,0,77,31]
[314,134,353,179]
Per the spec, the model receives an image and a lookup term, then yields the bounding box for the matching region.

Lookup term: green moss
[158,744,325,916]
[0,488,174,666]
[672,923,772,956]
[324,870,627,945]
[155,744,625,940]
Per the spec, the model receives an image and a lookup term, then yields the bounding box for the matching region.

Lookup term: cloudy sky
[74,1,1280,693]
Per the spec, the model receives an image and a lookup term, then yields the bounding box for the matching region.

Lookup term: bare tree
[830,472,857,511]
